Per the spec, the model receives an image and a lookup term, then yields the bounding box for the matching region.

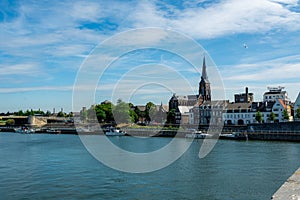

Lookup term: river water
[0,132,299,200]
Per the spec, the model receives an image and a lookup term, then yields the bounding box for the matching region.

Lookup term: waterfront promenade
[272,168,300,200]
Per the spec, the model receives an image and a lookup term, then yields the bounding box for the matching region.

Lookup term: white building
[223,99,293,125]
[263,86,291,105]
[178,106,194,125]
[223,102,274,125]
[272,99,293,122]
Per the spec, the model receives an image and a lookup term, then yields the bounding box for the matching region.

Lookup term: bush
[6,119,15,126]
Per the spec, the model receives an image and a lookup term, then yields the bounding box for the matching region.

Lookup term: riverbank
[2,125,300,142]
[272,167,300,199]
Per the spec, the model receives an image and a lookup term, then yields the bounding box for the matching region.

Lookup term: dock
[272,168,300,200]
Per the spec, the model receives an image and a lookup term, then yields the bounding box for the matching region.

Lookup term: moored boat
[220,132,248,140]
[105,128,126,136]
[14,127,35,134]
[46,129,61,134]
[185,130,213,139]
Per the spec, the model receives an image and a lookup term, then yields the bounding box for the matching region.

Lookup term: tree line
[80,99,166,124]
[0,109,73,117]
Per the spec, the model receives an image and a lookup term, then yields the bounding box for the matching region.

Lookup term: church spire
[198,55,211,103]
[201,56,208,81]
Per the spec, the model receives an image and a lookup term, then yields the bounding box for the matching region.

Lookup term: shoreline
[1,126,300,142]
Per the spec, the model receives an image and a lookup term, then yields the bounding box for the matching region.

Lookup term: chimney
[246,87,249,103]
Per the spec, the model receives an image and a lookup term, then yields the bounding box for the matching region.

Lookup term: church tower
[198,56,211,104]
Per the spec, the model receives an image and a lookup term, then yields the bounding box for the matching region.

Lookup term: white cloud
[70,2,102,22]
[129,0,300,39]
[1,0,300,109]
[222,54,300,81]
[0,63,41,76]
[0,86,73,93]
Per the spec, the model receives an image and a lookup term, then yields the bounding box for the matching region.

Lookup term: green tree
[24,109,34,116]
[145,102,157,123]
[129,109,138,123]
[17,110,24,116]
[96,109,106,122]
[57,111,66,117]
[166,109,176,125]
[268,112,276,122]
[282,109,289,121]
[67,112,74,117]
[45,110,52,116]
[6,119,15,126]
[95,102,114,123]
[133,107,145,122]
[255,111,263,123]
[113,99,131,123]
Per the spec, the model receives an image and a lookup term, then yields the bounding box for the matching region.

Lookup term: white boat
[185,130,213,139]
[15,127,35,134]
[220,132,247,140]
[105,128,126,136]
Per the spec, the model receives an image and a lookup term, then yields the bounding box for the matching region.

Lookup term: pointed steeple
[198,55,211,103]
[201,56,208,81]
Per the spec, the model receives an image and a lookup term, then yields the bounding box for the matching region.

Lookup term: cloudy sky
[1,0,300,112]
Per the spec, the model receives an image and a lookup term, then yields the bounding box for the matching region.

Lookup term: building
[133,103,168,124]
[178,106,194,124]
[272,99,293,122]
[223,96,293,125]
[263,86,291,105]
[187,56,214,126]
[223,101,275,125]
[234,87,254,103]
[176,95,198,106]
[168,56,210,125]
[153,103,168,124]
[191,100,227,125]
[168,94,181,125]
[198,56,211,104]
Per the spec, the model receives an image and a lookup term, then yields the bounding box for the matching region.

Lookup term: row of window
[264,95,284,99]
[224,114,272,119]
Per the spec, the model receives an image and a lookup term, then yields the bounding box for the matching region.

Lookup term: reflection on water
[0,133,299,200]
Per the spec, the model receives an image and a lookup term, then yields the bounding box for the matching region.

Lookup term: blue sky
[1,0,300,112]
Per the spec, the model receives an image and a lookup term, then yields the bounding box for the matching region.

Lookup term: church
[168,56,213,125]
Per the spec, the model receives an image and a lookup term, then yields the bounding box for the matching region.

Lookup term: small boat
[46,129,61,134]
[185,130,213,139]
[15,127,35,134]
[220,132,248,140]
[105,128,126,136]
